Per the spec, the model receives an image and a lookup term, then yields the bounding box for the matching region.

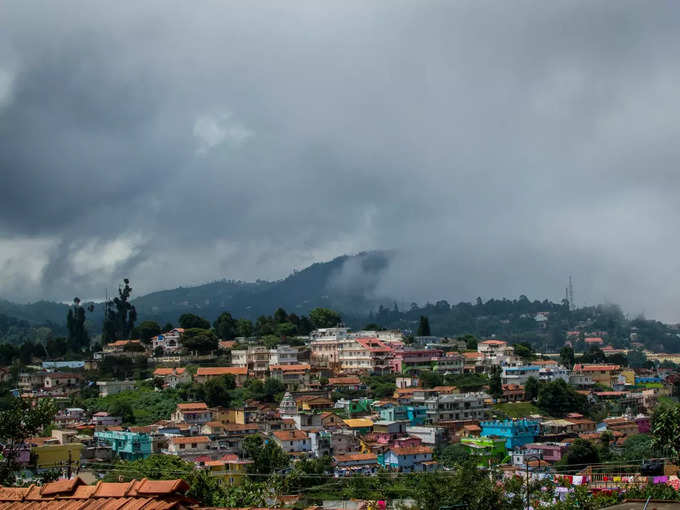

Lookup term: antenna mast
[568,276,575,311]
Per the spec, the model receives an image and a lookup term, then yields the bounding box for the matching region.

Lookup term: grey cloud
[1,0,680,320]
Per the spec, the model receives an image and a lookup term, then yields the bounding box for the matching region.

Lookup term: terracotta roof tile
[334,453,377,463]
[196,366,247,376]
[272,430,308,441]
[137,479,190,494]
[170,436,210,444]
[176,402,208,411]
[390,446,433,456]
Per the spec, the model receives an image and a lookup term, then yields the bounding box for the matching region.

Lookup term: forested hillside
[0,251,678,353]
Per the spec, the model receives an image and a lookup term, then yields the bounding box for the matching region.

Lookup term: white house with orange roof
[152,328,184,354]
[271,429,311,454]
[477,339,514,366]
[171,402,212,425]
[164,435,212,456]
[269,364,311,390]
[153,367,191,388]
[194,366,247,386]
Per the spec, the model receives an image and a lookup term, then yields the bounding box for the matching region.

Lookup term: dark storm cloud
[1,0,680,320]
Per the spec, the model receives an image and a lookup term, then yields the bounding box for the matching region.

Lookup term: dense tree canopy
[178,313,211,330]
[181,328,218,353]
[309,307,341,328]
[536,379,587,417]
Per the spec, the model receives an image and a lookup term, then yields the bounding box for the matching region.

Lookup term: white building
[271,429,311,454]
[269,345,298,365]
[96,380,135,397]
[538,365,570,383]
[152,328,184,354]
[501,365,541,385]
[310,328,350,366]
[153,367,191,388]
[477,340,515,367]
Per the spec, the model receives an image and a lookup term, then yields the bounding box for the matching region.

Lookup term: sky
[1,1,680,321]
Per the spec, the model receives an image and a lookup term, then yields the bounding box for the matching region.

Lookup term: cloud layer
[1,1,680,320]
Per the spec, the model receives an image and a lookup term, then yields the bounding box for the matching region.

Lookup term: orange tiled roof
[334,452,377,463]
[153,367,186,376]
[390,446,433,456]
[176,402,209,411]
[572,364,621,372]
[269,364,310,371]
[0,477,191,508]
[196,366,247,376]
[170,436,210,445]
[463,352,482,359]
[328,376,362,385]
[272,430,308,441]
[480,339,507,345]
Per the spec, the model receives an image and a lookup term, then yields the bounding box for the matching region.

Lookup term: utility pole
[67,449,72,478]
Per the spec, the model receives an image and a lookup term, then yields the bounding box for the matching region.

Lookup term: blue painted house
[94,430,152,460]
[480,419,540,449]
[380,445,437,472]
[377,405,427,426]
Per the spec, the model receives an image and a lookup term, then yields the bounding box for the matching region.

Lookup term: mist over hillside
[0,251,678,354]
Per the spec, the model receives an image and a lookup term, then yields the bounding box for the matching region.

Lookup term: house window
[180,444,185,449]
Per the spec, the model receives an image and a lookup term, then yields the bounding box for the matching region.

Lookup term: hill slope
[131,251,392,324]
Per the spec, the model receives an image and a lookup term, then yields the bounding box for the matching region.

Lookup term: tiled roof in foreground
[0,477,193,509]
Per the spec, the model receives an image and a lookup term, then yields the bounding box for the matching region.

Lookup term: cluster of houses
[9,325,680,486]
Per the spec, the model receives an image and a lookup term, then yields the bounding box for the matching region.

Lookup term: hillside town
[2,306,680,510]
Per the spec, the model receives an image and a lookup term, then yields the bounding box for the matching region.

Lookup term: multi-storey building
[571,364,622,387]
[269,364,311,390]
[338,338,393,374]
[538,365,570,383]
[310,328,350,366]
[151,328,184,354]
[477,340,515,366]
[269,345,298,365]
[425,392,488,423]
[171,402,212,425]
[480,419,540,449]
[501,365,540,385]
[230,346,270,377]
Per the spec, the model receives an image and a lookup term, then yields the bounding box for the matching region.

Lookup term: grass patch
[85,388,182,425]
[492,401,542,418]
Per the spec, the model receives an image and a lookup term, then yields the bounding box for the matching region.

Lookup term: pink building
[523,442,569,463]
[635,415,650,434]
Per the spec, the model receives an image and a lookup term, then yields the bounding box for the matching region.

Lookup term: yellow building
[620,369,636,385]
[205,458,253,486]
[32,442,83,470]
[572,364,621,387]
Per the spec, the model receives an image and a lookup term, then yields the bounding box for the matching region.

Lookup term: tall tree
[66,297,90,351]
[213,312,237,340]
[489,366,503,398]
[560,345,575,369]
[103,279,137,342]
[417,315,431,336]
[0,397,56,483]
[524,376,540,401]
